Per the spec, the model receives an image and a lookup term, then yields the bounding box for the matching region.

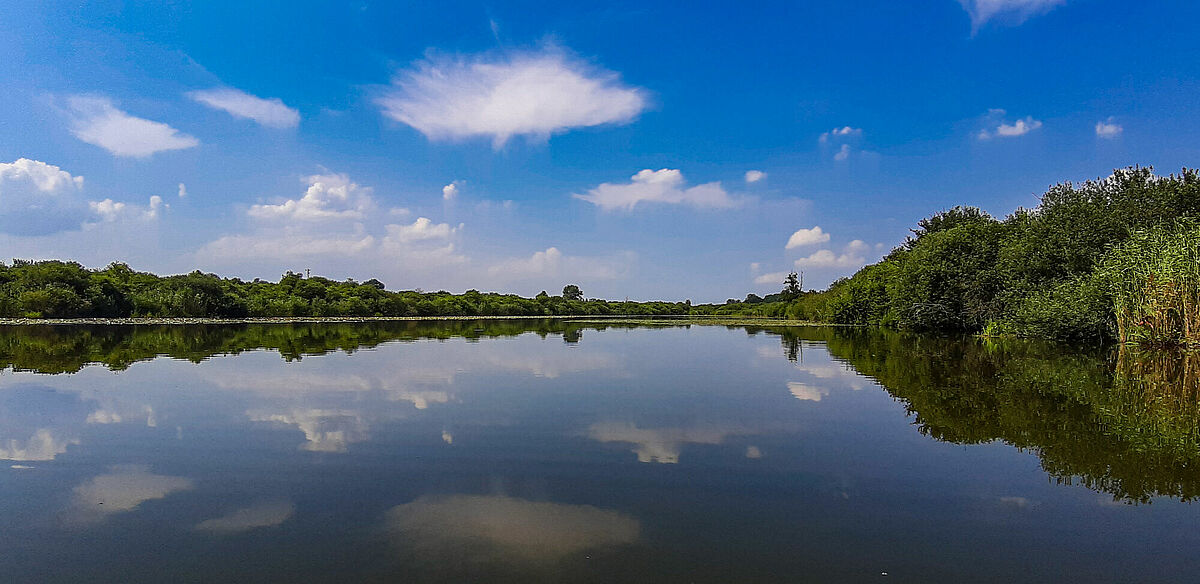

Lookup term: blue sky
[1,0,1197,302]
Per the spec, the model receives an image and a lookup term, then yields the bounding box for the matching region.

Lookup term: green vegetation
[0,261,688,319]
[716,167,1200,345]
[760,326,1200,503]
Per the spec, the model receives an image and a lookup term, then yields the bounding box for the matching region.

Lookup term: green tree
[562,284,584,301]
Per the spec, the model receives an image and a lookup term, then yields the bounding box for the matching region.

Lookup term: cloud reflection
[248,408,369,452]
[587,422,743,463]
[386,495,639,562]
[70,465,192,522]
[195,501,295,533]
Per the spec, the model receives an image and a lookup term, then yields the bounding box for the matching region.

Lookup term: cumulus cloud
[0,158,161,235]
[786,226,830,249]
[819,126,862,143]
[249,173,374,221]
[66,96,198,157]
[89,195,164,222]
[0,158,88,235]
[487,246,630,283]
[574,168,736,211]
[744,170,766,183]
[377,47,647,147]
[197,171,467,278]
[188,87,300,129]
[1096,117,1123,139]
[177,183,187,198]
[794,240,871,269]
[442,181,460,200]
[959,0,1066,29]
[385,217,460,243]
[834,143,852,161]
[978,110,1042,139]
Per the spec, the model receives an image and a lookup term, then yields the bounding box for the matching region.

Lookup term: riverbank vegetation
[0,262,688,319]
[709,167,1200,346]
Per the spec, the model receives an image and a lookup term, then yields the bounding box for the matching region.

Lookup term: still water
[2,320,1199,582]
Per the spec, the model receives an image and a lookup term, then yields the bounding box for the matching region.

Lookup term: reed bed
[1101,222,1200,347]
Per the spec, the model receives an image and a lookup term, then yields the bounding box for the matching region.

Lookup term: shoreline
[0,315,834,327]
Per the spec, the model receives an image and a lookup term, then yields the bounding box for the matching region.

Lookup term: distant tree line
[0,262,689,319]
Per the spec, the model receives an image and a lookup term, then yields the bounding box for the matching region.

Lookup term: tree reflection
[796,328,1200,504]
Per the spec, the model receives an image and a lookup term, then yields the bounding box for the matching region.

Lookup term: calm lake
[2,320,1199,582]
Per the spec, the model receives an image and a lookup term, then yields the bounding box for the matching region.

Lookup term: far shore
[0,315,836,327]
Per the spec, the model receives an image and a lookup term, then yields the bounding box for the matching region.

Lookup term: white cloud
[89,195,164,222]
[177,183,187,198]
[1096,117,1123,139]
[442,181,460,200]
[794,240,871,269]
[834,143,852,161]
[978,110,1042,139]
[377,47,647,147]
[744,170,766,183]
[786,226,831,249]
[0,158,160,235]
[197,171,468,278]
[819,126,862,143]
[753,271,790,286]
[188,87,300,129]
[574,168,736,211]
[249,173,374,221]
[195,501,295,534]
[66,96,198,157]
[0,158,88,235]
[959,0,1066,29]
[487,246,630,282]
[386,495,639,562]
[385,217,459,243]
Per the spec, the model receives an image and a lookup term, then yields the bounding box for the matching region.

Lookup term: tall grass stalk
[1100,222,1200,347]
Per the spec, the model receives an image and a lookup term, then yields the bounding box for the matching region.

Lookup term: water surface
[2,321,1198,582]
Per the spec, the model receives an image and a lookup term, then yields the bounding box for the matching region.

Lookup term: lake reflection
[2,321,1200,583]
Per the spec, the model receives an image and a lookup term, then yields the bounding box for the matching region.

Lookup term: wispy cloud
[753,271,790,285]
[487,246,632,282]
[377,46,647,147]
[574,169,736,211]
[66,96,198,158]
[189,87,300,129]
[959,0,1067,30]
[744,170,766,184]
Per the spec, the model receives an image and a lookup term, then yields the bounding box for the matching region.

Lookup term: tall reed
[1100,222,1200,347]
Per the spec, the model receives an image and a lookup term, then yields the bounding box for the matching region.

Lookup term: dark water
[2,321,1200,583]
